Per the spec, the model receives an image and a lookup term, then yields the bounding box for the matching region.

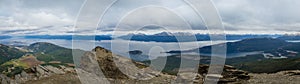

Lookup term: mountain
[153,32,174,36]
[167,38,297,56]
[77,46,179,83]
[118,32,279,42]
[24,35,112,41]
[28,42,83,63]
[0,59,77,84]
[0,44,25,64]
[118,32,210,42]
[0,55,43,77]
[0,42,83,84]
[0,42,80,78]
[152,32,194,36]
[0,42,84,65]
[202,38,289,53]
[277,35,300,40]
[165,38,300,74]
[77,46,252,83]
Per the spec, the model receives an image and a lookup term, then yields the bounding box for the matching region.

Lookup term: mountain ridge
[167,38,296,56]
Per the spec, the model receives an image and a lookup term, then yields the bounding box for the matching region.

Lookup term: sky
[0,0,300,35]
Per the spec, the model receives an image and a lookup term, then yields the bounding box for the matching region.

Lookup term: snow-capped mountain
[153,32,194,36]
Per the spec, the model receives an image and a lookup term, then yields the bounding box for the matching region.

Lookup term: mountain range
[164,38,300,73]
[1,32,298,42]
[118,32,280,42]
[277,35,300,40]
[167,38,300,57]
[24,35,112,41]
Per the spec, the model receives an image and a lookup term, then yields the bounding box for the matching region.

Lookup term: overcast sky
[0,0,300,35]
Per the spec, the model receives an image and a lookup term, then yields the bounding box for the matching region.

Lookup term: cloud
[213,0,300,33]
[98,0,206,33]
[0,0,300,35]
[0,0,84,35]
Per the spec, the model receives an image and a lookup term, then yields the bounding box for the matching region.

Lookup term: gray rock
[20,71,29,81]
[0,74,9,84]
[9,79,16,84]
[36,66,46,76]
[63,67,75,73]
[284,70,300,76]
[14,74,22,84]
[44,66,65,74]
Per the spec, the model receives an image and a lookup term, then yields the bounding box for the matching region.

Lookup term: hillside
[0,42,83,79]
[0,42,80,84]
[0,42,83,66]
[0,44,25,64]
[167,38,300,58]
[28,42,80,63]
[165,38,300,74]
[232,57,300,73]
[0,55,43,77]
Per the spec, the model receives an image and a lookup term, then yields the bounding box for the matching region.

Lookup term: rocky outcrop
[284,70,300,76]
[194,64,250,83]
[1,74,11,84]
[78,46,177,83]
[0,65,75,84]
[77,46,253,84]
[246,70,300,84]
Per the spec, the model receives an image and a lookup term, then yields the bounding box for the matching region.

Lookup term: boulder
[14,74,22,83]
[0,74,9,84]
[36,66,46,76]
[195,64,250,83]
[44,66,65,74]
[284,70,300,76]
[20,71,29,81]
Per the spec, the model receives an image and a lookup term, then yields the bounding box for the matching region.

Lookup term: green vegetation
[232,57,300,73]
[6,66,24,77]
[2,59,30,69]
[28,42,77,63]
[0,62,25,77]
[0,55,40,77]
[144,53,300,74]
[0,42,80,77]
[143,55,210,75]
[143,56,180,75]
[226,54,266,65]
[0,44,25,64]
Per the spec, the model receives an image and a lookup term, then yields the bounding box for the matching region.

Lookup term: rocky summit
[0,65,76,84]
[76,46,252,84]
[77,46,176,84]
